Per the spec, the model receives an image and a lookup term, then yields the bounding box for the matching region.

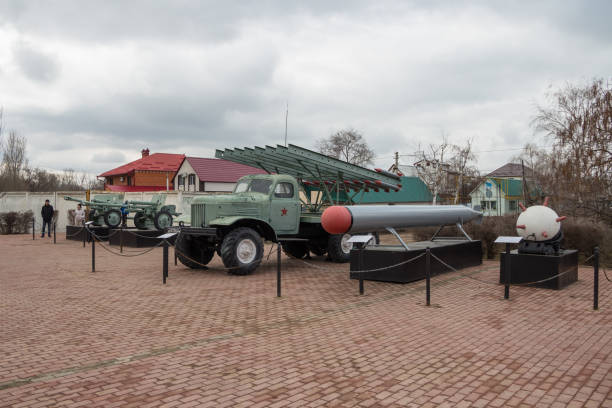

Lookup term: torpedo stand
[349,223,482,284]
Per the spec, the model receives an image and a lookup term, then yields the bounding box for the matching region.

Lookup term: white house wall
[204,182,234,192]
[174,159,198,191]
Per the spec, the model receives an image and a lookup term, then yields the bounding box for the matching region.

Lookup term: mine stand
[349,223,482,284]
[499,233,578,290]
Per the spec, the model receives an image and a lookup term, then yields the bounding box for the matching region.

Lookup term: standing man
[74,203,86,226]
[41,199,54,237]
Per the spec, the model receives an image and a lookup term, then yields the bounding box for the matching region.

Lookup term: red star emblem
[281,208,288,216]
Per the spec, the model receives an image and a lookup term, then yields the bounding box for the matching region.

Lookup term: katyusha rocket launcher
[321,204,483,235]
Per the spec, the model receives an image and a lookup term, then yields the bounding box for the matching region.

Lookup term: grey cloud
[91,151,126,163]
[12,42,60,82]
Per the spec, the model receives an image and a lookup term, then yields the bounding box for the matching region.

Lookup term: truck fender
[210,216,277,242]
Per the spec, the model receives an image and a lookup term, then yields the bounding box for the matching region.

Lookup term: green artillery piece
[64,193,180,230]
[65,194,125,227]
[128,194,180,230]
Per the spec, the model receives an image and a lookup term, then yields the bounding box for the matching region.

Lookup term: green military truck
[174,144,402,275]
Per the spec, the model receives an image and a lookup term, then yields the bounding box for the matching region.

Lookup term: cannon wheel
[153,210,173,230]
[175,234,214,269]
[220,227,263,275]
[133,211,147,229]
[104,209,122,228]
[327,233,352,263]
[282,242,309,259]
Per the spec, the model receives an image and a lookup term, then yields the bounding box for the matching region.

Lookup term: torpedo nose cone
[321,206,352,234]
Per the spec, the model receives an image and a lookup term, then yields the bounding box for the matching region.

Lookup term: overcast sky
[0,0,610,176]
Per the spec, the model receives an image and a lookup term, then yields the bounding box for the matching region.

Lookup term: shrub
[408,215,610,265]
[0,210,35,234]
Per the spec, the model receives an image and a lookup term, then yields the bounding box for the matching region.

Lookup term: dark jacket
[41,204,54,221]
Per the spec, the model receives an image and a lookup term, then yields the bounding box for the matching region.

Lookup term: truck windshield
[234,179,273,194]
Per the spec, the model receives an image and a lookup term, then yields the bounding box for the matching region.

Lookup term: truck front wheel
[220,227,263,275]
[327,233,352,263]
[176,234,214,269]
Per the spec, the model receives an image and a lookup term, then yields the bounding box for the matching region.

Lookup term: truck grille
[191,204,206,227]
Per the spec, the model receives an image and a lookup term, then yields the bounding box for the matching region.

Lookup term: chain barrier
[283,250,427,274]
[88,229,166,257]
[173,245,275,272]
[65,226,86,238]
[582,253,611,283]
[118,229,169,240]
[429,252,583,287]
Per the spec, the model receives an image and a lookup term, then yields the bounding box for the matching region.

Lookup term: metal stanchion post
[120,225,123,253]
[53,222,56,244]
[174,247,177,266]
[32,218,35,240]
[504,243,511,300]
[594,246,599,311]
[91,228,95,273]
[163,241,168,284]
[277,243,281,297]
[358,246,365,295]
[426,247,431,306]
[82,226,86,247]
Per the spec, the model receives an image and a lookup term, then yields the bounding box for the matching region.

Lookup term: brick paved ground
[1,233,610,407]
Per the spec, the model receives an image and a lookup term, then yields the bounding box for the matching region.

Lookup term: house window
[480,201,487,210]
[108,177,113,185]
[127,176,132,186]
[178,175,185,186]
[490,200,497,210]
[509,200,517,211]
[188,174,196,186]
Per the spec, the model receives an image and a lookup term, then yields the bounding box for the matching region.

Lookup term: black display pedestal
[499,249,578,290]
[108,228,175,248]
[66,225,110,241]
[349,240,482,284]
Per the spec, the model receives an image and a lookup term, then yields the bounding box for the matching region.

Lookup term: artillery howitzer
[64,193,180,230]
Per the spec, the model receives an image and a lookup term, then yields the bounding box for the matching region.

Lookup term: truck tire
[175,234,214,269]
[327,233,352,263]
[104,209,122,228]
[220,227,263,275]
[154,210,173,230]
[282,242,309,259]
[308,240,328,257]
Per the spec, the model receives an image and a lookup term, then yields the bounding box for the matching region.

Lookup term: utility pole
[284,101,288,147]
[394,152,399,168]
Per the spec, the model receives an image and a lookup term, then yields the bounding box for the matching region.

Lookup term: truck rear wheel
[175,234,214,269]
[220,227,263,275]
[308,240,328,257]
[282,242,309,259]
[327,233,352,263]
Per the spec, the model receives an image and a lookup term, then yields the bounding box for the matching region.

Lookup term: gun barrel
[127,200,157,206]
[321,205,483,234]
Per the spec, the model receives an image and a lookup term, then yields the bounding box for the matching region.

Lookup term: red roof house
[99,149,185,192]
[174,157,267,192]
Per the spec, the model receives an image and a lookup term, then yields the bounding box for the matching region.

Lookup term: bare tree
[532,78,611,224]
[449,137,478,204]
[1,131,28,191]
[316,128,375,166]
[414,134,451,205]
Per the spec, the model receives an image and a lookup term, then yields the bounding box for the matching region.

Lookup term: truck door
[269,181,300,234]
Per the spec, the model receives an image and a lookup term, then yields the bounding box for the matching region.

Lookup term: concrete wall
[0,190,213,232]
